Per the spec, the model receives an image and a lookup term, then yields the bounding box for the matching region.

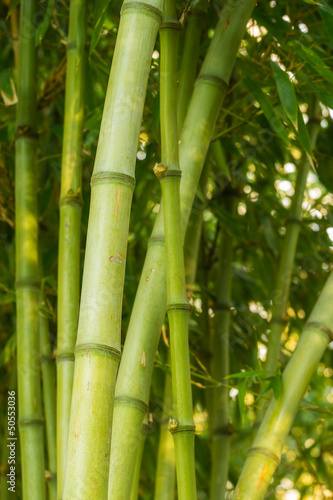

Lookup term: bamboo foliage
[63,0,163,497]
[109,0,256,494]
[15,0,45,497]
[56,1,86,496]
[233,270,333,500]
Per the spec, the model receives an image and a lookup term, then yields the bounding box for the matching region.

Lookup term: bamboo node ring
[114,396,148,413]
[248,447,280,466]
[121,2,163,23]
[305,321,333,341]
[74,343,121,361]
[90,171,136,190]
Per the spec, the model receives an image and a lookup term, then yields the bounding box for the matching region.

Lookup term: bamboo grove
[0,0,333,498]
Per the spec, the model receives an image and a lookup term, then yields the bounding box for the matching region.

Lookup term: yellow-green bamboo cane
[63,0,162,497]
[15,0,46,497]
[233,270,333,500]
[39,299,57,500]
[264,103,320,375]
[154,1,197,496]
[56,0,86,496]
[210,196,235,500]
[109,0,256,494]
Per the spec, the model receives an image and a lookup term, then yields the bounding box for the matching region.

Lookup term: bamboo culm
[63,0,163,497]
[56,0,86,496]
[233,270,333,500]
[155,0,197,496]
[15,0,46,497]
[39,300,57,500]
[210,197,235,500]
[109,0,257,494]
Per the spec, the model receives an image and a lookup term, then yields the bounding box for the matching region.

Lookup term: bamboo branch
[233,271,333,500]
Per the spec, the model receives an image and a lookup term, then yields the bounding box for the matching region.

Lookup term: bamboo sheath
[56,0,86,496]
[39,307,57,500]
[110,0,257,494]
[210,197,235,500]
[15,0,46,497]
[63,1,162,498]
[233,270,333,500]
[264,106,320,375]
[156,0,197,496]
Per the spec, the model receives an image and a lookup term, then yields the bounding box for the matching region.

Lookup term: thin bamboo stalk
[63,0,162,497]
[177,0,208,132]
[233,270,333,500]
[154,0,196,496]
[39,304,57,500]
[109,0,256,494]
[154,368,176,500]
[130,417,149,500]
[210,197,235,500]
[15,0,46,497]
[56,0,86,497]
[264,104,320,375]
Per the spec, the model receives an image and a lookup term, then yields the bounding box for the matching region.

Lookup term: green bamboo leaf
[271,374,282,400]
[7,0,21,17]
[270,60,298,127]
[303,0,333,15]
[0,333,16,367]
[320,9,333,40]
[237,379,246,424]
[35,0,55,46]
[295,107,313,158]
[288,40,333,86]
[259,214,278,254]
[89,0,113,55]
[244,77,290,145]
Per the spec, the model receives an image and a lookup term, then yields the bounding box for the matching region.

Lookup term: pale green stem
[233,271,333,500]
[63,0,163,498]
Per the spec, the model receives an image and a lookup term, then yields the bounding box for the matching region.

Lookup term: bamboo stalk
[154,368,176,500]
[15,0,46,497]
[233,270,333,500]
[154,1,197,496]
[177,0,208,132]
[264,104,320,375]
[63,0,163,497]
[109,0,256,494]
[39,304,57,500]
[130,418,149,500]
[210,196,235,500]
[56,0,86,497]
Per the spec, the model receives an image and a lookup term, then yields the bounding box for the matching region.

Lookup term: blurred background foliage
[0,0,333,498]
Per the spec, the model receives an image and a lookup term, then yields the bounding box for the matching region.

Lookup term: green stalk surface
[155,1,196,497]
[39,307,57,500]
[63,0,162,498]
[130,418,149,500]
[265,106,320,375]
[154,370,176,500]
[233,270,333,500]
[210,197,235,500]
[177,0,208,131]
[15,0,45,497]
[56,0,86,496]
[109,0,256,494]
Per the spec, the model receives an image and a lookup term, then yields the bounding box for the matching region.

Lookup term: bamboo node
[114,396,148,414]
[248,447,280,466]
[153,162,167,177]
[74,343,121,361]
[15,279,40,290]
[195,74,229,93]
[90,171,136,190]
[56,352,75,362]
[148,235,165,245]
[121,2,163,23]
[213,423,235,436]
[16,125,39,140]
[215,302,232,312]
[305,321,333,342]
[19,417,44,427]
[160,21,182,31]
[166,302,191,313]
[285,217,301,226]
[169,420,196,435]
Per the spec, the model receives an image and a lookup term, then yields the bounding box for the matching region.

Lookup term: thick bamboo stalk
[15,0,46,497]
[109,0,256,494]
[56,0,86,497]
[39,306,57,500]
[63,1,162,498]
[210,197,235,500]
[155,1,196,497]
[154,369,176,500]
[177,0,208,131]
[233,271,333,500]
